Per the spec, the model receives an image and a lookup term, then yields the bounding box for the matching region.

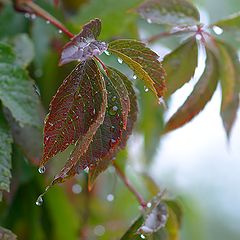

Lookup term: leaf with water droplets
[163,37,198,98]
[59,18,108,65]
[136,0,200,26]
[88,68,138,188]
[51,71,125,186]
[164,48,219,133]
[40,59,107,167]
[0,227,17,240]
[0,109,13,201]
[216,41,240,139]
[109,39,166,100]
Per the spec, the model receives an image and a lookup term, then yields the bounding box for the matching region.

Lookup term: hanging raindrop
[140,234,146,239]
[38,165,46,174]
[35,195,43,206]
[144,86,149,92]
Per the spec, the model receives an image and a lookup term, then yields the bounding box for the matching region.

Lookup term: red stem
[113,162,147,208]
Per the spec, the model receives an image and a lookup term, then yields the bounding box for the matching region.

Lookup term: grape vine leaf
[0,110,13,201]
[216,41,240,138]
[88,67,138,188]
[163,37,198,98]
[51,70,126,186]
[40,59,107,167]
[136,0,200,26]
[108,39,166,99]
[164,48,219,133]
[59,18,108,65]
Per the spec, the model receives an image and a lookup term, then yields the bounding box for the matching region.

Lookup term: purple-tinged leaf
[164,49,219,133]
[109,39,166,99]
[40,59,107,167]
[59,18,108,65]
[136,0,200,26]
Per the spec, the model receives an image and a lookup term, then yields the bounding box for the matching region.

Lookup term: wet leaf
[109,39,166,99]
[88,68,138,187]
[59,18,108,65]
[41,59,107,167]
[164,48,219,133]
[216,41,240,138]
[0,227,17,240]
[0,109,13,201]
[163,37,198,98]
[136,0,200,26]
[51,70,125,185]
[0,43,15,64]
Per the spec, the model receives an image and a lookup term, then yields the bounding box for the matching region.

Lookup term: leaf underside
[109,39,166,99]
[136,0,200,26]
[41,59,107,167]
[59,18,108,65]
[164,48,219,133]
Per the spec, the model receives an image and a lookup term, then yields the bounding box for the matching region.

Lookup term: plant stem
[113,162,147,208]
[94,56,109,75]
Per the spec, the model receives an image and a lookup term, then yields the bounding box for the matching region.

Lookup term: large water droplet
[147,202,152,208]
[212,25,223,35]
[24,13,30,18]
[46,20,50,24]
[117,58,123,64]
[133,75,137,80]
[94,225,105,236]
[72,184,82,194]
[109,106,118,116]
[58,30,63,34]
[106,194,114,202]
[38,166,46,174]
[104,50,110,56]
[140,234,146,239]
[36,195,43,206]
[31,14,36,20]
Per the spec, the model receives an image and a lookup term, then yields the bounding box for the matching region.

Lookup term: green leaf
[216,41,240,138]
[41,59,107,167]
[136,0,200,26]
[0,43,16,64]
[108,39,166,99]
[0,226,17,240]
[0,109,13,201]
[163,37,198,98]
[164,48,219,133]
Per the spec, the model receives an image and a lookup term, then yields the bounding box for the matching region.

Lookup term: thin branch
[113,161,147,208]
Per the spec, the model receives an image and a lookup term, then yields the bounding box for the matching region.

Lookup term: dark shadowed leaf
[88,68,138,187]
[216,41,240,138]
[109,39,166,99]
[51,71,125,186]
[136,0,200,26]
[0,110,13,201]
[0,227,17,240]
[59,18,108,65]
[163,37,198,98]
[40,59,107,167]
[164,48,219,133]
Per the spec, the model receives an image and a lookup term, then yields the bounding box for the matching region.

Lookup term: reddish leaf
[59,19,108,65]
[108,39,166,99]
[40,59,107,167]
[164,48,219,133]
[51,71,126,185]
[88,68,138,188]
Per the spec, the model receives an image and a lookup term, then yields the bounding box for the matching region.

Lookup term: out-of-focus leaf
[40,59,107,167]
[163,37,198,98]
[164,48,219,133]
[0,43,42,127]
[10,34,34,68]
[0,109,13,201]
[216,41,240,138]
[136,0,200,26]
[88,68,138,187]
[0,226,17,240]
[109,39,166,99]
[72,0,142,39]
[0,43,15,63]
[59,18,108,65]
[52,71,125,185]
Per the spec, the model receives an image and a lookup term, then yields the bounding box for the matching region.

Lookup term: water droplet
[112,96,117,102]
[133,75,137,80]
[84,167,89,173]
[46,20,50,24]
[196,34,202,40]
[117,58,123,64]
[147,18,152,24]
[35,195,43,206]
[106,194,114,202]
[72,184,82,194]
[111,138,116,144]
[109,106,118,116]
[212,25,223,35]
[158,97,167,109]
[147,202,152,208]
[93,108,96,115]
[104,50,110,56]
[58,30,63,34]
[31,14,36,20]
[38,166,46,174]
[144,86,149,92]
[24,13,30,18]
[94,225,105,236]
[110,125,115,132]
[140,234,146,239]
